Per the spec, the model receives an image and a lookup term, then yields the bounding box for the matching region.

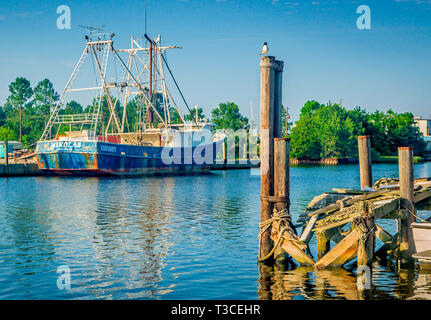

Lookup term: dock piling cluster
[258,56,431,276]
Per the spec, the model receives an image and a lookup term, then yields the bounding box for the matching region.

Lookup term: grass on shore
[374,155,424,164]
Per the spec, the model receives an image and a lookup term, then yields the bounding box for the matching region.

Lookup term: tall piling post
[273,61,284,139]
[398,146,416,266]
[358,136,372,190]
[259,56,276,259]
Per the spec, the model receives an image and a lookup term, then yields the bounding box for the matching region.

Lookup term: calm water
[1,163,431,300]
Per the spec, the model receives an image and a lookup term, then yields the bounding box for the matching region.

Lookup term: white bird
[261,42,269,55]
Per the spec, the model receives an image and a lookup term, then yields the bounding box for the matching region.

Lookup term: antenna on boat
[78,25,106,40]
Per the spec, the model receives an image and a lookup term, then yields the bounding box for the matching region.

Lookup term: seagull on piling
[261,42,269,55]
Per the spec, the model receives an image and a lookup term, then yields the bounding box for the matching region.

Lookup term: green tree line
[1,77,423,159]
[289,100,426,159]
[0,77,250,147]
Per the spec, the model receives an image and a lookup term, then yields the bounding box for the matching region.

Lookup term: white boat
[412,222,431,264]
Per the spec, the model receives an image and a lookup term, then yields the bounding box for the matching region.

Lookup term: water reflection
[0,163,431,299]
[258,260,431,300]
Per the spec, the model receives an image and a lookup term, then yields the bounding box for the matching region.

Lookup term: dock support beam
[317,231,331,260]
[358,135,372,190]
[398,146,416,266]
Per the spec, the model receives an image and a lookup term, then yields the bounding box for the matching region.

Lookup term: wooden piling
[273,61,284,139]
[356,214,375,270]
[317,231,331,260]
[4,139,8,176]
[259,56,276,258]
[398,146,416,265]
[358,136,372,190]
[273,137,290,261]
[274,138,290,212]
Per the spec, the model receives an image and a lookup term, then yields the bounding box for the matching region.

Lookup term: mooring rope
[399,203,428,223]
[373,178,399,190]
[258,208,307,262]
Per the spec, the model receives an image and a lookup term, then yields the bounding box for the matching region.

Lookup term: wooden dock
[0,162,41,177]
[255,51,431,297]
[262,175,431,270]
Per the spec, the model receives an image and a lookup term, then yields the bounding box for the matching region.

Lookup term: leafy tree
[169,107,183,124]
[185,107,206,122]
[300,100,321,116]
[63,100,83,114]
[0,127,14,140]
[5,77,33,142]
[281,105,293,136]
[290,101,426,160]
[211,102,248,130]
[33,78,59,116]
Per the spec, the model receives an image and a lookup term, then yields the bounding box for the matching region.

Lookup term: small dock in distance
[0,159,260,177]
[0,161,41,177]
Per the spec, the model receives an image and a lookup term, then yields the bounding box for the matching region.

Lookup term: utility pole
[250,101,254,131]
[19,105,22,143]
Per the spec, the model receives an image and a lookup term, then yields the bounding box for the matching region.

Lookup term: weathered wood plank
[299,215,319,244]
[332,188,369,195]
[375,224,393,243]
[317,231,331,260]
[314,228,361,269]
[414,187,431,203]
[375,232,399,261]
[271,217,315,266]
[313,198,399,233]
[307,189,392,218]
[278,239,315,266]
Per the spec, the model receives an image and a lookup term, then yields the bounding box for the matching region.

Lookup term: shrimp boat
[35,30,224,175]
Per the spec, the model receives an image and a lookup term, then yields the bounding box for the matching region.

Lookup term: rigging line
[90,49,98,114]
[160,52,198,128]
[111,44,166,126]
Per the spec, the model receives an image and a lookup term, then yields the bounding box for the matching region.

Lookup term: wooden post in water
[317,231,331,260]
[273,137,290,263]
[259,56,276,259]
[398,146,416,266]
[358,135,372,190]
[356,214,375,269]
[4,139,8,176]
[274,138,290,212]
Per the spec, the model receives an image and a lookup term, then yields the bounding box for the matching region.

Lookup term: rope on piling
[258,208,307,262]
[399,203,428,223]
[373,178,399,190]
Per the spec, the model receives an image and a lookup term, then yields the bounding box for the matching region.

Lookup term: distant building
[413,116,431,137]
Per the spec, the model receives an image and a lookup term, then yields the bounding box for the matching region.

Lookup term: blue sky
[0,0,431,123]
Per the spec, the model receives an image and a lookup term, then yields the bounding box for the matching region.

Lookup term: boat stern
[35,140,100,174]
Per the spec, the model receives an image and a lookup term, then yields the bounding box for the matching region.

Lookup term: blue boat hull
[35,140,222,176]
